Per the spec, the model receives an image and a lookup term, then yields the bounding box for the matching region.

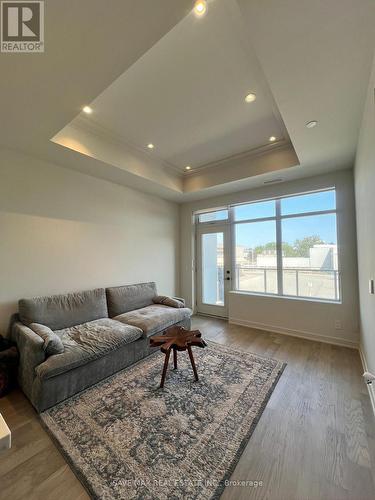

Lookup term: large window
[233,189,339,301]
[235,220,278,294]
[196,189,340,302]
[281,213,338,299]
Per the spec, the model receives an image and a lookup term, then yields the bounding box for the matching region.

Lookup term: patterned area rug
[41,341,286,499]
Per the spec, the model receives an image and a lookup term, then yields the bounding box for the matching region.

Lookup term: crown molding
[70,115,183,177]
[184,139,293,176]
[68,116,293,181]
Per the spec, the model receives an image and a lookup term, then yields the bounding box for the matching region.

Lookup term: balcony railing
[233,265,340,301]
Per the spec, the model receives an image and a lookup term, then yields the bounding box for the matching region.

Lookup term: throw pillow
[30,323,65,356]
[152,296,185,308]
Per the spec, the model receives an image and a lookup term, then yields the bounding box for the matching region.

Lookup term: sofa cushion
[30,323,64,356]
[106,282,157,317]
[19,288,108,331]
[35,318,142,380]
[114,304,192,337]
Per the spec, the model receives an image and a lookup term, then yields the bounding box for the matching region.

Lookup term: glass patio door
[196,224,231,317]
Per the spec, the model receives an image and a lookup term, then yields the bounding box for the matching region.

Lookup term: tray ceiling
[54,0,290,174]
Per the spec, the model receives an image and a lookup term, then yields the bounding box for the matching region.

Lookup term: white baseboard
[358,345,375,417]
[228,317,359,349]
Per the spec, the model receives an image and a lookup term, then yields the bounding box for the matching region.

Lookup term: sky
[234,190,337,247]
[235,214,337,247]
[199,190,338,248]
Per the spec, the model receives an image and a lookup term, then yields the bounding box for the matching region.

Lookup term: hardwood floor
[0,316,374,500]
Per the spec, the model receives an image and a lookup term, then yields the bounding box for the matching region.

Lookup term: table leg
[187,345,199,381]
[160,349,171,388]
[173,348,177,369]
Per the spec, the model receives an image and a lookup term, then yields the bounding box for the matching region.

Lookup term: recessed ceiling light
[306,120,318,128]
[185,166,191,171]
[147,143,154,149]
[194,0,207,17]
[269,136,276,142]
[82,106,93,114]
[245,93,256,103]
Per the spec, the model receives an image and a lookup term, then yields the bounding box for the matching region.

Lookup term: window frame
[195,187,341,303]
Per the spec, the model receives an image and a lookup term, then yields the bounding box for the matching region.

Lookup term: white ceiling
[78,0,289,171]
[237,0,375,173]
[1,0,375,202]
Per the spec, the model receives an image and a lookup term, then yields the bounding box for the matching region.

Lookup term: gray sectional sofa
[11,282,192,412]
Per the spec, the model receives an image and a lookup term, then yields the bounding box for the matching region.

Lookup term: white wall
[0,148,180,335]
[180,169,359,346]
[354,54,375,371]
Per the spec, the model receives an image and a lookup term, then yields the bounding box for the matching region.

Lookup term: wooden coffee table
[150,326,207,388]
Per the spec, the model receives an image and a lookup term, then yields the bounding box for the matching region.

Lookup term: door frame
[195,222,232,318]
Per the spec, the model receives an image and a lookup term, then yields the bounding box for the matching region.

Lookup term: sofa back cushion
[106,282,157,317]
[19,288,108,331]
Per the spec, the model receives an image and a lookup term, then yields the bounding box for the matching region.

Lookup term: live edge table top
[149,326,207,353]
[149,326,207,388]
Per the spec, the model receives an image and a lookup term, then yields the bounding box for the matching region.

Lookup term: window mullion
[275,199,283,296]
